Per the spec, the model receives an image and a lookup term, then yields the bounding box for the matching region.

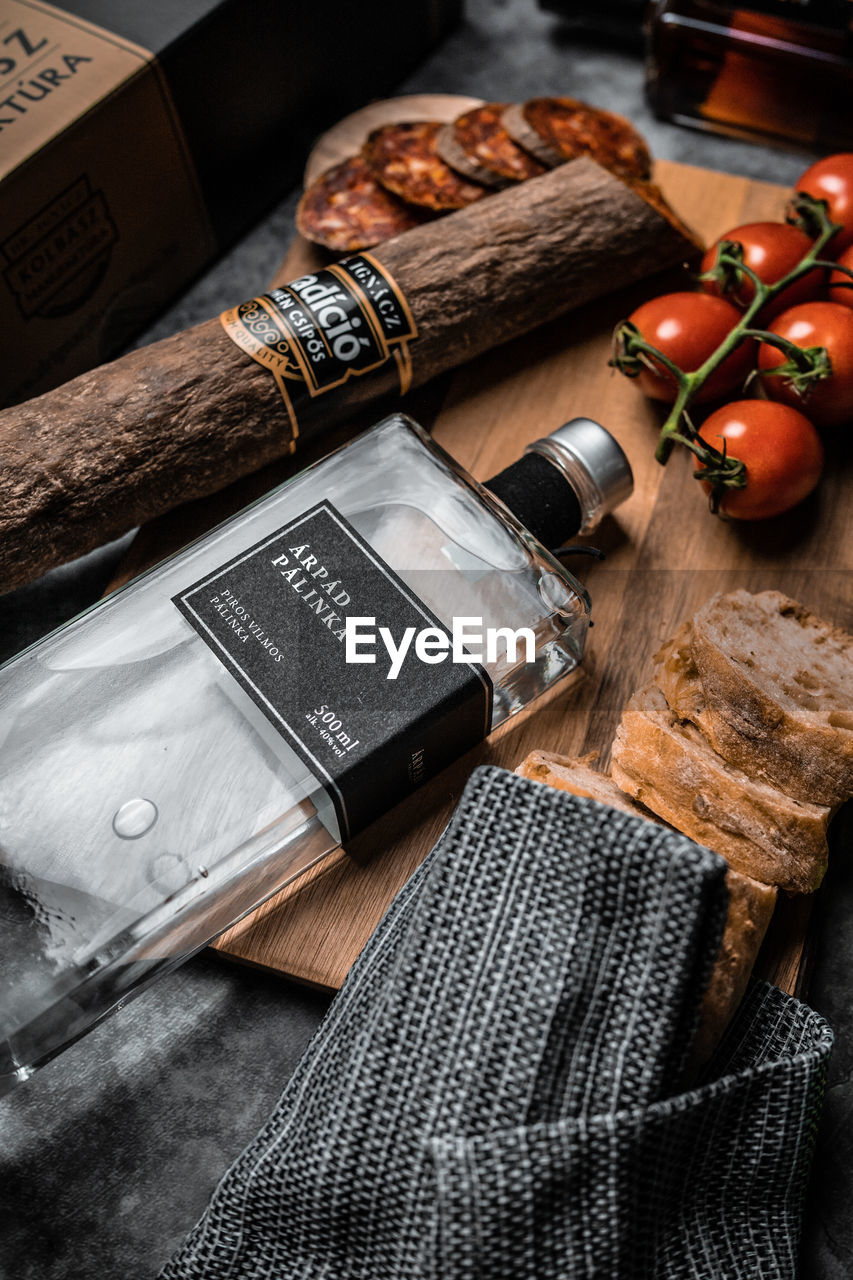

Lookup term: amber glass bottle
[645,0,853,149]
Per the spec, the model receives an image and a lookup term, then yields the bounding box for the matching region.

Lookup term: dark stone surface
[0,1,847,1276]
[0,957,330,1279]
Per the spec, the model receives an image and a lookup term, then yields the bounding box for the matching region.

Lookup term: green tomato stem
[811,259,853,277]
[739,329,819,363]
[614,194,842,500]
[647,202,841,472]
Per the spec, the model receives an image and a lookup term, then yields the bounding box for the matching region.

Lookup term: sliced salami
[296,155,431,252]
[363,120,490,211]
[435,124,510,190]
[503,97,652,181]
[440,102,546,186]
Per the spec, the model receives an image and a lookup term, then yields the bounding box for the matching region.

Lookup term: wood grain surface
[109,151,852,996]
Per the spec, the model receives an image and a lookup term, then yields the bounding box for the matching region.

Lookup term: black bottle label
[173,502,492,840]
[219,255,417,449]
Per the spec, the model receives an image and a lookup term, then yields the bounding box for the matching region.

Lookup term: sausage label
[220,254,416,447]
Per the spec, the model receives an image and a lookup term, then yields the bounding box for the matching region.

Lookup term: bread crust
[692,867,776,1065]
[517,585,850,1060]
[653,619,710,728]
[514,748,777,1064]
[691,590,853,808]
[514,749,652,815]
[611,684,830,893]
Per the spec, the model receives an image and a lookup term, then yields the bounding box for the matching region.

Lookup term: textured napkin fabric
[161,766,833,1280]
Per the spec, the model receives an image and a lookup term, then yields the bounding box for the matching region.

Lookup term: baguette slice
[690,868,777,1066]
[611,684,830,893]
[515,749,777,1063]
[670,591,853,810]
[653,619,714,735]
[515,749,649,814]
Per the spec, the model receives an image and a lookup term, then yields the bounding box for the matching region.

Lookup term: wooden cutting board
[108,110,852,996]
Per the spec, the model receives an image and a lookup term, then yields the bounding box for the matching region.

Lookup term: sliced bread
[514,750,652,816]
[655,591,853,808]
[653,619,713,734]
[514,748,777,1063]
[691,868,777,1066]
[611,683,830,894]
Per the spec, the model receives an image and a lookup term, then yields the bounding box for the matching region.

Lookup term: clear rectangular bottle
[0,412,631,1090]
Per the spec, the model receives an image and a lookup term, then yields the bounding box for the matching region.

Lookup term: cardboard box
[0,0,462,406]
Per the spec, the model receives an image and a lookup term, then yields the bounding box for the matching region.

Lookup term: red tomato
[828,244,853,310]
[794,153,853,252]
[757,301,853,427]
[626,292,753,403]
[697,400,823,520]
[701,222,823,317]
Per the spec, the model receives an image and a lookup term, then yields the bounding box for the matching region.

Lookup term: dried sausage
[364,121,489,211]
[503,97,652,181]
[437,102,546,187]
[297,155,431,252]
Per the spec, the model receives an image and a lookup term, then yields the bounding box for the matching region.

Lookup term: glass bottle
[0,412,632,1090]
[645,0,853,150]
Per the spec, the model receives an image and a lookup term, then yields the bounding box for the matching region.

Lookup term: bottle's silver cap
[525,418,634,535]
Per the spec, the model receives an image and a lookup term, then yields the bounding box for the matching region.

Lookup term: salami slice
[435,124,508,190]
[439,102,547,186]
[363,120,489,211]
[296,155,431,252]
[503,98,652,181]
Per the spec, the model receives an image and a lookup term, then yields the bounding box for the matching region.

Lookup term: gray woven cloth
[161,766,833,1280]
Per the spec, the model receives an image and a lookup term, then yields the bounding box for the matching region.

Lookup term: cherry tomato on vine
[794,154,853,253]
[757,301,853,427]
[697,401,824,520]
[828,244,853,310]
[626,292,753,403]
[701,222,823,317]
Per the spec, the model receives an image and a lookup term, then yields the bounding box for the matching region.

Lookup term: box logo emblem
[2,175,118,320]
